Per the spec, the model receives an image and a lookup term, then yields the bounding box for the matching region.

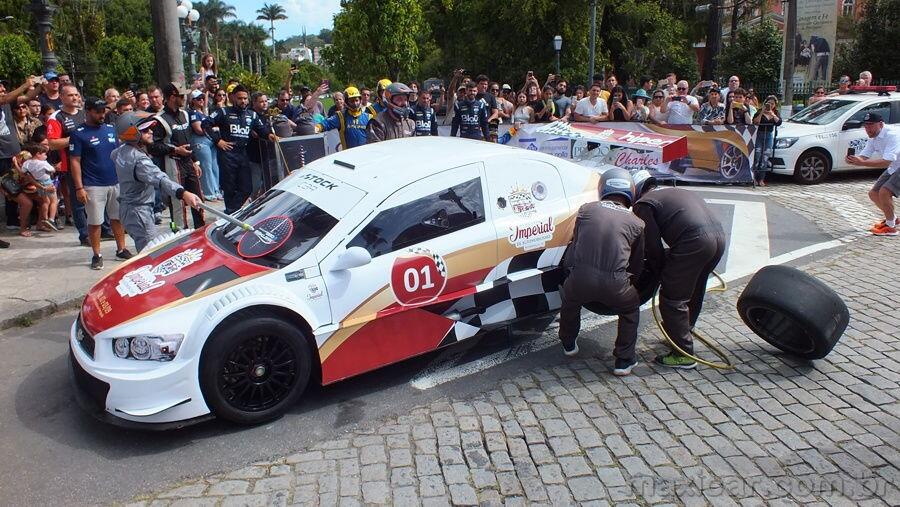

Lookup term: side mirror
[843,120,862,131]
[331,246,372,271]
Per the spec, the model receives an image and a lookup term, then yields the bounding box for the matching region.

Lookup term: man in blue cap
[38,71,62,111]
[847,112,900,236]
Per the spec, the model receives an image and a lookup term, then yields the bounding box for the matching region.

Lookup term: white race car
[771,89,900,184]
[70,137,604,428]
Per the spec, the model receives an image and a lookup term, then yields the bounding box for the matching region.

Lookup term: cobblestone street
[124,176,900,507]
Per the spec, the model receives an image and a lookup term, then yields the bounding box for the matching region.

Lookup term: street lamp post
[553,35,562,76]
[26,1,59,73]
[177,0,200,76]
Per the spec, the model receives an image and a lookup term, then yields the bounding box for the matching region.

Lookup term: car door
[836,101,892,170]
[317,164,496,383]
[475,157,572,327]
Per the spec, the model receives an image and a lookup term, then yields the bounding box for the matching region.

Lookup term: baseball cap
[190,89,204,100]
[502,84,512,91]
[299,85,311,93]
[84,97,107,111]
[863,112,884,123]
[44,71,59,81]
[162,82,189,97]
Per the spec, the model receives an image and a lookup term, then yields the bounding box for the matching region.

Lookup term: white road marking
[706,199,770,281]
[409,197,855,391]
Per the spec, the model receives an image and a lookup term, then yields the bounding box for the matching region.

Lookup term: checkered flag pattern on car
[433,247,568,346]
[695,125,757,154]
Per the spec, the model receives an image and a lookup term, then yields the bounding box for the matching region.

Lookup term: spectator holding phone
[607,85,633,122]
[726,88,752,125]
[666,80,699,125]
[512,92,535,127]
[648,90,669,125]
[752,95,782,186]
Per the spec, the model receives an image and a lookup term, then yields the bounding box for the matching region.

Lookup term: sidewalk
[122,177,899,505]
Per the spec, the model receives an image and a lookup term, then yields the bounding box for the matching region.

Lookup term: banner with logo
[289,120,755,185]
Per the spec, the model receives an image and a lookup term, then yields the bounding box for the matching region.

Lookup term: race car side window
[348,178,485,257]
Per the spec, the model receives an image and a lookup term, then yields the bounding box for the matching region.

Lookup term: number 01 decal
[390,248,448,306]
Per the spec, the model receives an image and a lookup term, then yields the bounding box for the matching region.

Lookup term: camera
[671,96,683,102]
[847,147,856,157]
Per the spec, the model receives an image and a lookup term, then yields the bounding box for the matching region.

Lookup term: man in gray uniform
[631,170,725,369]
[112,112,201,252]
[559,168,645,376]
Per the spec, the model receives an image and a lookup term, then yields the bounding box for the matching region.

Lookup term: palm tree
[195,0,236,58]
[256,3,288,57]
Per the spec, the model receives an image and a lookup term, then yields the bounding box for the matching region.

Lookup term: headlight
[774,137,799,149]
[111,334,184,361]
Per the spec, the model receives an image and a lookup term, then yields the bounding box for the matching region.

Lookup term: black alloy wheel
[200,311,312,424]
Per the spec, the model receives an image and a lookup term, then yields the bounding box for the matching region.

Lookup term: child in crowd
[21,143,59,231]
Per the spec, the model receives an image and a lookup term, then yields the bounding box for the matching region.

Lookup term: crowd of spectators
[0,50,877,251]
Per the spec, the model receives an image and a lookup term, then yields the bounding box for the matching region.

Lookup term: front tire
[793,150,831,184]
[200,311,312,425]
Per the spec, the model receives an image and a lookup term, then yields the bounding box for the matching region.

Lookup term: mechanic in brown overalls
[631,170,726,369]
[559,168,645,376]
[366,82,416,143]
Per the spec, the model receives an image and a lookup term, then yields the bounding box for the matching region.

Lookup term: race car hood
[80,229,271,335]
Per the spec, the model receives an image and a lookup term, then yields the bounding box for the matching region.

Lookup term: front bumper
[69,320,214,428]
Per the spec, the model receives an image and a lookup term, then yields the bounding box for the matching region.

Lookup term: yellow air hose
[650,271,734,369]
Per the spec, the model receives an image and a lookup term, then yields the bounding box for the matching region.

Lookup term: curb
[0,294,83,331]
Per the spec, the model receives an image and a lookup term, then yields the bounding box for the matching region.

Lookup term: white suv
[772,90,900,184]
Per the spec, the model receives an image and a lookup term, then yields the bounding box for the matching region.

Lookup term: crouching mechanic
[631,170,725,369]
[112,112,201,252]
[207,84,276,214]
[845,112,900,236]
[559,168,645,376]
[367,82,415,142]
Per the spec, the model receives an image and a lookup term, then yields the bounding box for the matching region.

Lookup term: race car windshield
[788,100,855,125]
[212,189,338,267]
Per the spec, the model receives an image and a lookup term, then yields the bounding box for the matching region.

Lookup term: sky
[230,0,341,39]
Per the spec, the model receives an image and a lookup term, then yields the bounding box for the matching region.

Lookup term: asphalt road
[0,189,835,505]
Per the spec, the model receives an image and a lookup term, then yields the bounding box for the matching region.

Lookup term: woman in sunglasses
[189,90,220,201]
[808,86,827,105]
[648,91,669,125]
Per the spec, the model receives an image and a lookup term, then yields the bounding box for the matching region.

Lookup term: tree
[93,35,154,95]
[256,3,287,57]
[194,0,235,58]
[321,0,425,85]
[717,18,782,86]
[842,0,900,80]
[0,34,41,84]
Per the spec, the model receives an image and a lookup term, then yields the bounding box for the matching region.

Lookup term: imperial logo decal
[116,248,204,297]
[508,217,554,251]
[390,248,448,306]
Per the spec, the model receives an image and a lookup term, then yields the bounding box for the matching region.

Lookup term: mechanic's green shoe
[654,352,697,369]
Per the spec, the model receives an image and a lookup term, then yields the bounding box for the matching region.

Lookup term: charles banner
[511,122,757,184]
[271,121,756,186]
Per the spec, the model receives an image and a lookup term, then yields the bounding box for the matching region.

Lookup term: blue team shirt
[69,123,119,186]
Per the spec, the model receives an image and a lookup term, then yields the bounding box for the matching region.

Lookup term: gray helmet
[632,169,657,200]
[599,167,635,207]
[116,111,156,143]
[384,82,413,118]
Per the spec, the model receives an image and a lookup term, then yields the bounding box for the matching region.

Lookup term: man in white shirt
[846,112,900,235]
[665,80,700,125]
[573,82,609,123]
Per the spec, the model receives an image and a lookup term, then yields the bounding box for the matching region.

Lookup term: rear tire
[200,310,312,424]
[737,265,848,359]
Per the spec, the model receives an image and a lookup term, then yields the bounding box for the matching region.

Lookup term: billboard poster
[792,0,839,84]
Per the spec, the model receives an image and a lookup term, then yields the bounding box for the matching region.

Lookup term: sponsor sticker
[115,248,204,297]
[390,248,448,306]
[508,216,554,251]
[508,185,537,217]
[306,282,323,300]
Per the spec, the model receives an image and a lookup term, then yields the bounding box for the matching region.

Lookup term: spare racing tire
[737,265,848,360]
